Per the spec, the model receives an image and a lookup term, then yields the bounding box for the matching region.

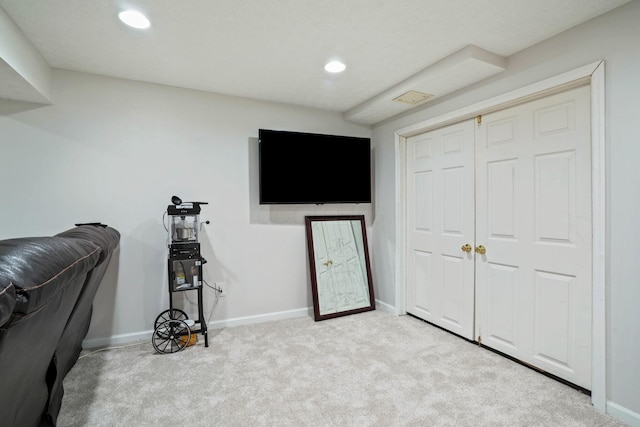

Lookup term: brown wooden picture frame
[305,215,375,321]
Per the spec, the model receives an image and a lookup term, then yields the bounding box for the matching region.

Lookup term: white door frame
[394,60,606,411]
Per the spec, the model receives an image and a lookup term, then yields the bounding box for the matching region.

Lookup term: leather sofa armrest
[0,281,15,327]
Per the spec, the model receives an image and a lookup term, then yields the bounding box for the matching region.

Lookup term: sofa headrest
[0,237,101,316]
[55,224,120,265]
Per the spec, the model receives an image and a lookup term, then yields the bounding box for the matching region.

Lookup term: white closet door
[405,120,475,339]
[474,85,592,388]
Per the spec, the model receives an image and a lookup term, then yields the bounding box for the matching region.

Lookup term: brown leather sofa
[0,224,120,426]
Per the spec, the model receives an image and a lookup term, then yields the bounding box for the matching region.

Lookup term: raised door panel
[482,262,520,352]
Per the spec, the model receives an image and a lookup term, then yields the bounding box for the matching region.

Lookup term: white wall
[0,69,371,343]
[0,6,51,103]
[370,1,640,420]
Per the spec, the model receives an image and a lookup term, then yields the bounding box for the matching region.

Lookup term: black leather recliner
[0,224,120,427]
[45,225,120,425]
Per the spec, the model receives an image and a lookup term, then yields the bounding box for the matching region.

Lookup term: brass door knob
[461,244,472,253]
[475,245,486,255]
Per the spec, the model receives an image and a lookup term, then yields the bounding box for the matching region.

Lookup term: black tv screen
[259,129,371,204]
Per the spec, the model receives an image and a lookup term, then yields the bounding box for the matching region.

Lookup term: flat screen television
[259,129,371,204]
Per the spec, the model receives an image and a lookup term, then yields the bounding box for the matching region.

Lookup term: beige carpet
[58,310,626,426]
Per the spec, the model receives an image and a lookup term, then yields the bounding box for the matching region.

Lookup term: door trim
[394,60,606,411]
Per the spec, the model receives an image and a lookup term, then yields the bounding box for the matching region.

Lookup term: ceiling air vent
[393,90,433,105]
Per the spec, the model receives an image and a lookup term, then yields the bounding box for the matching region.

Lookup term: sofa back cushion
[0,237,101,318]
[56,224,120,264]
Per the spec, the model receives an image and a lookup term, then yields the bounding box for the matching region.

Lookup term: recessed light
[324,61,346,73]
[118,10,150,29]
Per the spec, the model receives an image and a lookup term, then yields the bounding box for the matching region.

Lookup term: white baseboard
[84,304,399,350]
[375,299,395,314]
[207,307,311,329]
[83,331,151,349]
[82,307,312,349]
[607,401,640,426]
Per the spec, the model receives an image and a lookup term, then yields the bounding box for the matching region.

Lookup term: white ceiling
[0,0,630,124]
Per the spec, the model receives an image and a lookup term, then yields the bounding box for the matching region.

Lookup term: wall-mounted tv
[259,129,371,205]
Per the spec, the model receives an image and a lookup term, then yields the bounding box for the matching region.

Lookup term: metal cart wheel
[154,308,188,330]
[152,319,191,354]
